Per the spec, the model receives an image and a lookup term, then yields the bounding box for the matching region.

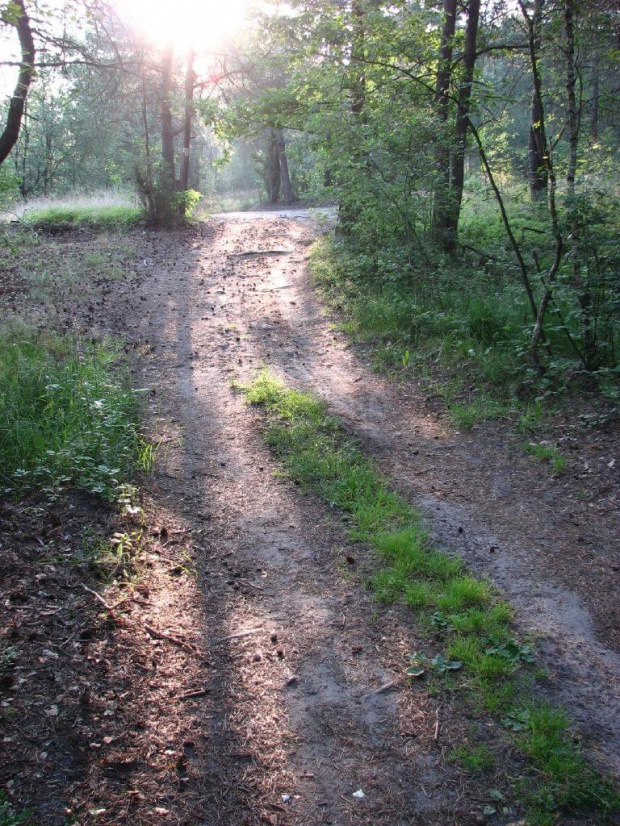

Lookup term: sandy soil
[1,211,618,825]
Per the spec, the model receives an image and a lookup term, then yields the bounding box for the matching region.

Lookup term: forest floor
[0,210,618,826]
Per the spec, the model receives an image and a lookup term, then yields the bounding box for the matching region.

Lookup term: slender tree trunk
[590,48,599,139]
[267,129,281,203]
[43,132,52,195]
[444,0,480,251]
[519,0,563,369]
[275,128,294,205]
[564,0,596,368]
[350,0,366,120]
[528,0,547,200]
[565,0,578,198]
[339,0,367,233]
[178,47,195,193]
[18,101,30,196]
[160,46,175,189]
[0,0,35,166]
[141,67,153,195]
[431,0,457,251]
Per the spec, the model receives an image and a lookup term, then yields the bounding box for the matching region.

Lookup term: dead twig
[239,579,266,591]
[178,688,210,700]
[81,583,120,621]
[217,626,262,642]
[81,583,198,655]
[144,623,196,653]
[227,249,293,258]
[434,706,441,742]
[372,677,404,695]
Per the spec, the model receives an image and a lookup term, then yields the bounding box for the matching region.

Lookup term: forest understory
[0,211,618,826]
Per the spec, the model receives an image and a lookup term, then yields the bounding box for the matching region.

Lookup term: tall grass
[0,327,150,499]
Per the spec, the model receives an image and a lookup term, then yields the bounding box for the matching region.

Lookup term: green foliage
[311,228,619,425]
[175,189,202,220]
[0,793,30,826]
[23,204,143,231]
[0,327,150,500]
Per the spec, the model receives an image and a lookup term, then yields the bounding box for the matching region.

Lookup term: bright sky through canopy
[116,0,250,52]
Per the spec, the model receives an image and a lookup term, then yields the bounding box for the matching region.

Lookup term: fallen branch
[372,677,404,695]
[178,688,210,700]
[80,584,198,655]
[144,623,197,653]
[218,626,263,642]
[227,249,293,258]
[81,583,120,621]
[239,579,265,591]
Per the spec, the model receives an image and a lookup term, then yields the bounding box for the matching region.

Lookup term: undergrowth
[310,235,619,428]
[22,204,143,231]
[0,326,152,500]
[244,370,619,824]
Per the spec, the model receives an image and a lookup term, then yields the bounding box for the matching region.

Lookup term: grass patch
[23,204,143,231]
[448,395,509,430]
[244,370,619,823]
[309,235,619,425]
[0,326,151,500]
[449,743,495,774]
[525,442,567,474]
[516,705,620,824]
[0,793,30,826]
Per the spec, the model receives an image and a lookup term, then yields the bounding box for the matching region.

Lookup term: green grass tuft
[525,442,567,474]
[449,743,495,774]
[517,705,620,822]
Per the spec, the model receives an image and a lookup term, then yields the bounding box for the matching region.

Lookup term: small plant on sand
[449,743,494,775]
[525,442,567,474]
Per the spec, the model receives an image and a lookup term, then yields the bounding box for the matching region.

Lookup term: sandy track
[113,211,619,822]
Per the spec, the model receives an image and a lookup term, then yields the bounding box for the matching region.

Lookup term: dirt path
[85,210,618,822]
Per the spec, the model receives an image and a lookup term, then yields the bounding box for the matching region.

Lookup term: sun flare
[116,0,250,53]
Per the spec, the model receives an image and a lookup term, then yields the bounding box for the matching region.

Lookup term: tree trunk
[528,0,547,200]
[431,0,457,252]
[267,129,281,203]
[275,128,294,205]
[590,48,599,140]
[444,0,480,252]
[0,0,35,166]
[338,0,367,233]
[564,0,596,368]
[43,132,52,195]
[519,0,563,370]
[160,46,175,189]
[178,47,195,193]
